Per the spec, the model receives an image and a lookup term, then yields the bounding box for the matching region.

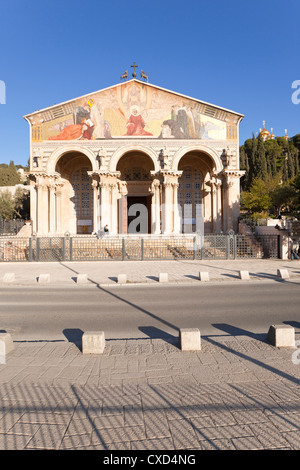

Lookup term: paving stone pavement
[0,333,300,451]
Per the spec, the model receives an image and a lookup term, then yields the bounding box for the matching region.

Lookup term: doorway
[127,196,151,234]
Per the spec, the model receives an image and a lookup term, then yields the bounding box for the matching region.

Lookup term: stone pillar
[118,182,128,234]
[223,170,245,232]
[55,184,63,234]
[91,178,99,233]
[209,177,222,234]
[216,179,222,233]
[110,182,118,235]
[48,182,56,234]
[30,179,37,233]
[99,182,110,230]
[150,179,161,234]
[155,181,161,234]
[162,181,173,234]
[35,177,48,235]
[173,182,181,234]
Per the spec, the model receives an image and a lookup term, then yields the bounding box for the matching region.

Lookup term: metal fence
[0,218,25,235]
[0,233,280,262]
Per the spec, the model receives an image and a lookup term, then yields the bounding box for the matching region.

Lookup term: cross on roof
[131,62,138,78]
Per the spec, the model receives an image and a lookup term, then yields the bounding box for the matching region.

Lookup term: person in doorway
[104,224,109,234]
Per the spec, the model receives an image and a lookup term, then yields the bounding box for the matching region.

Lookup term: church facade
[24,79,244,236]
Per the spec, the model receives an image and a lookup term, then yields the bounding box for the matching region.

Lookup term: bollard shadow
[184,274,199,281]
[139,326,178,346]
[283,320,300,331]
[146,275,159,282]
[212,323,267,342]
[221,273,239,279]
[63,328,84,351]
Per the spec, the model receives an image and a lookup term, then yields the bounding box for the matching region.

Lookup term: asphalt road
[0,280,300,342]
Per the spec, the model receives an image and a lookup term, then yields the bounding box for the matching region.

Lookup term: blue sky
[0,0,299,166]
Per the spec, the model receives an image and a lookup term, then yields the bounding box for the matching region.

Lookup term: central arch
[116,150,155,234]
[110,144,160,173]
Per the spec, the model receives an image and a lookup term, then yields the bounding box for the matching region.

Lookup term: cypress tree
[254,133,268,180]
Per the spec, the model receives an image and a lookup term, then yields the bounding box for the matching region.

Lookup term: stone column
[110,182,118,235]
[55,184,63,234]
[99,182,110,230]
[35,176,48,235]
[48,182,56,234]
[215,178,222,233]
[35,182,43,234]
[150,179,161,234]
[91,178,99,233]
[209,177,222,234]
[162,181,173,234]
[172,182,181,234]
[223,170,245,232]
[118,182,128,234]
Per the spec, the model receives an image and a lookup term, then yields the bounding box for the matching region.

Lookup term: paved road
[1,281,300,341]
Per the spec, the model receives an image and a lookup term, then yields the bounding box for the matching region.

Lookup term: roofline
[23,78,244,120]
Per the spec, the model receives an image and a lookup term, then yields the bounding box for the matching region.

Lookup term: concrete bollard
[3,273,15,283]
[38,274,50,284]
[159,273,168,283]
[82,331,105,354]
[267,324,295,347]
[180,328,201,351]
[0,332,14,363]
[117,274,127,284]
[239,270,250,280]
[199,272,209,282]
[76,274,88,284]
[277,269,289,279]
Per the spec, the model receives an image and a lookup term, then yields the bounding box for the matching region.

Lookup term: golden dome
[261,120,269,136]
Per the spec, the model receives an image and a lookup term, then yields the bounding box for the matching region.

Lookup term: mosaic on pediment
[27,81,241,144]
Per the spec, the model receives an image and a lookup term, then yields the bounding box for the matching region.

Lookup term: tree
[254,133,268,180]
[241,178,272,215]
[0,190,16,219]
[271,184,297,216]
[0,187,29,220]
[0,161,21,186]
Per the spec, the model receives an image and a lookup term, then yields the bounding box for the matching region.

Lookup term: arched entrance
[116,151,155,234]
[55,152,94,234]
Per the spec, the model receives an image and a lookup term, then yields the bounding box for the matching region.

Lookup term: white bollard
[267,324,295,347]
[82,331,105,354]
[159,273,168,283]
[199,272,209,282]
[76,274,88,284]
[180,328,201,351]
[277,269,289,279]
[3,273,15,283]
[117,274,127,284]
[0,332,14,364]
[239,270,250,280]
[38,274,50,284]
